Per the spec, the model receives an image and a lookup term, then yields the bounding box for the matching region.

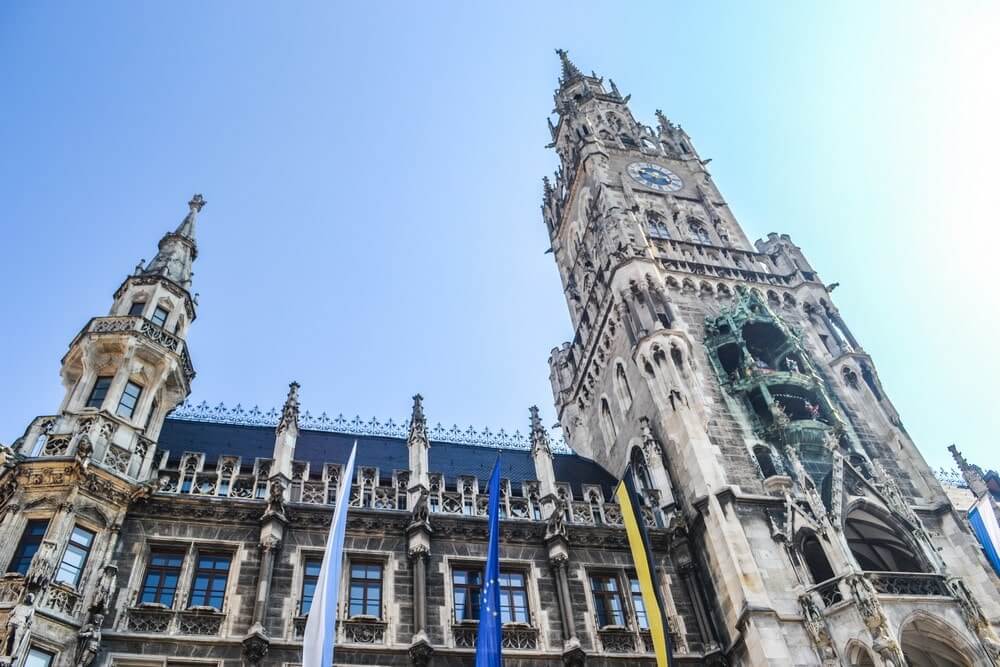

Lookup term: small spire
[555,48,583,85]
[542,176,553,198]
[529,405,551,457]
[175,194,206,240]
[655,109,675,134]
[949,444,989,497]
[276,381,300,435]
[409,393,428,446]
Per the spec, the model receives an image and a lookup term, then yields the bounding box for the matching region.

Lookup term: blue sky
[1,2,996,472]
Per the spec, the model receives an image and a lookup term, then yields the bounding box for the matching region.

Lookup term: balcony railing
[126,607,225,636]
[451,623,539,650]
[868,572,950,597]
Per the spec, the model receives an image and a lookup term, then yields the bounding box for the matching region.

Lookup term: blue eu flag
[476,457,503,667]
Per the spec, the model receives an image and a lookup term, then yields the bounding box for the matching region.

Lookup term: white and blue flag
[969,493,1000,577]
[302,441,358,667]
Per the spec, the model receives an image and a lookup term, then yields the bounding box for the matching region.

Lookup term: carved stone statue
[90,563,118,614]
[1,593,35,661]
[545,500,567,540]
[74,613,104,667]
[410,488,430,528]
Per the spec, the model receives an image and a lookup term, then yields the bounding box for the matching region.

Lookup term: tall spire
[555,48,583,86]
[143,193,204,290]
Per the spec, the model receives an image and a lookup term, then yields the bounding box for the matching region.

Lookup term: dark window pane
[86,377,113,409]
[630,576,649,629]
[188,552,231,609]
[151,306,169,327]
[452,568,482,622]
[128,302,146,317]
[8,520,49,575]
[348,562,383,618]
[142,549,185,607]
[116,381,143,419]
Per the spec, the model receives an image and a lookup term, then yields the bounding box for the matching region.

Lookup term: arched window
[600,398,617,446]
[844,507,926,573]
[646,211,671,240]
[688,221,711,244]
[614,364,633,412]
[670,345,684,373]
[800,534,836,584]
[753,446,777,478]
[631,448,654,493]
[900,615,977,667]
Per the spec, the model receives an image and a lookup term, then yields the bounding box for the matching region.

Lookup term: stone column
[547,533,585,665]
[407,520,433,666]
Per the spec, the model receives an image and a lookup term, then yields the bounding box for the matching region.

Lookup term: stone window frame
[52,519,101,591]
[123,538,243,634]
[3,514,52,576]
[441,555,544,648]
[581,566,645,633]
[340,550,393,621]
[287,546,324,639]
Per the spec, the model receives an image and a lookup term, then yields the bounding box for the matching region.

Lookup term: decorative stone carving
[276,381,300,435]
[798,590,837,663]
[25,540,57,591]
[74,613,103,667]
[846,573,906,666]
[546,499,568,540]
[409,488,430,529]
[241,630,270,665]
[408,638,433,667]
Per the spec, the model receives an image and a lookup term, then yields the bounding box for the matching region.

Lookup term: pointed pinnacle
[411,393,425,423]
[175,193,206,239]
[555,48,582,84]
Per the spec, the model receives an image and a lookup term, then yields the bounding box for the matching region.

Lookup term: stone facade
[0,52,998,667]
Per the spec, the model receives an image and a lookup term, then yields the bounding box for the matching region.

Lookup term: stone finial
[408,393,429,452]
[949,444,989,497]
[555,48,582,85]
[529,406,551,457]
[276,381,300,435]
[175,193,206,240]
[655,109,675,134]
[189,193,206,213]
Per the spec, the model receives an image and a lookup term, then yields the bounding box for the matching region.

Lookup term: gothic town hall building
[2,52,999,667]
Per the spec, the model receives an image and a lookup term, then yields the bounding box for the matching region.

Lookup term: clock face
[627,162,684,192]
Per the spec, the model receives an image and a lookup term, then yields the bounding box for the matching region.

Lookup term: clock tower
[543,50,1000,666]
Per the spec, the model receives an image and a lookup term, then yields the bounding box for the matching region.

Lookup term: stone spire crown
[529,405,551,457]
[949,444,989,498]
[555,48,583,86]
[408,393,428,445]
[142,194,205,289]
[276,381,301,435]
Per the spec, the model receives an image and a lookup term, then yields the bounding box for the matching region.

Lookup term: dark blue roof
[158,418,616,497]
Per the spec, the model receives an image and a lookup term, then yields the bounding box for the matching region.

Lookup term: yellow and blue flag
[615,466,675,667]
